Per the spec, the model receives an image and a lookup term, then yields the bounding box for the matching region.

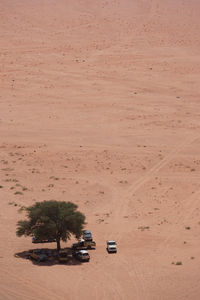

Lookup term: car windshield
[108,242,116,245]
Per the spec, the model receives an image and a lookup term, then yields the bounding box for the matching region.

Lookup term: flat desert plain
[1,0,200,299]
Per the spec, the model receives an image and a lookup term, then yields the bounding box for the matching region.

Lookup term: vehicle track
[114,136,198,230]
[106,136,199,299]
[158,187,200,253]
[92,256,142,300]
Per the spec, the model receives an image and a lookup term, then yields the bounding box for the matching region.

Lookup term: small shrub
[48,184,54,188]
[8,201,17,206]
[138,226,150,231]
[14,191,23,195]
[98,218,104,223]
[18,206,26,212]
[185,226,191,230]
[190,257,195,260]
[0,185,3,188]
[175,261,182,265]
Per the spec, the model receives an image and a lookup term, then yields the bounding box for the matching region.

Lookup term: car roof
[107,240,116,243]
[79,250,89,254]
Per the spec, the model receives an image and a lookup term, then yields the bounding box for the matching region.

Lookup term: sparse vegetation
[49,176,59,180]
[172,261,182,265]
[98,218,104,223]
[185,226,191,230]
[175,261,182,265]
[9,201,18,206]
[138,226,149,231]
[14,191,23,195]
[48,184,54,187]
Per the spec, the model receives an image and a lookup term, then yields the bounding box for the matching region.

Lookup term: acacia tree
[16,200,85,251]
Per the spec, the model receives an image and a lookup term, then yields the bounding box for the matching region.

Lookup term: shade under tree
[16,200,86,250]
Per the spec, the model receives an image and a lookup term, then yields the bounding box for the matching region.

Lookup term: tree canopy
[16,200,85,250]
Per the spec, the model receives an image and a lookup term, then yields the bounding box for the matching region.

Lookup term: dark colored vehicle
[58,250,69,263]
[83,230,93,241]
[72,250,90,262]
[30,250,48,262]
[32,236,56,244]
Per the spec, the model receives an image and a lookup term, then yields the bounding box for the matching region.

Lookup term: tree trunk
[57,239,61,251]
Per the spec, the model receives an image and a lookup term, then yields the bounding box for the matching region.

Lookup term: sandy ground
[1,0,200,299]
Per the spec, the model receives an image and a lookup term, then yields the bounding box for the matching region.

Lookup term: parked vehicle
[72,239,96,250]
[58,249,69,263]
[30,250,48,262]
[106,240,117,253]
[32,236,56,244]
[83,230,93,241]
[72,250,90,262]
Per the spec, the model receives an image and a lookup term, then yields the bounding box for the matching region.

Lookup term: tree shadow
[14,247,82,266]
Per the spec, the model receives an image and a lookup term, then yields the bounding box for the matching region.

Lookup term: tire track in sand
[114,135,198,227]
[107,136,198,299]
[158,187,200,252]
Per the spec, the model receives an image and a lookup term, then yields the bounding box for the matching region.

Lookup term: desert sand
[1,0,200,299]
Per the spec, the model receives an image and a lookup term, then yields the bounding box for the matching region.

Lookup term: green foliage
[14,191,23,195]
[16,200,85,250]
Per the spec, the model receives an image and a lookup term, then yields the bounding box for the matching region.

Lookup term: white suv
[107,240,117,253]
